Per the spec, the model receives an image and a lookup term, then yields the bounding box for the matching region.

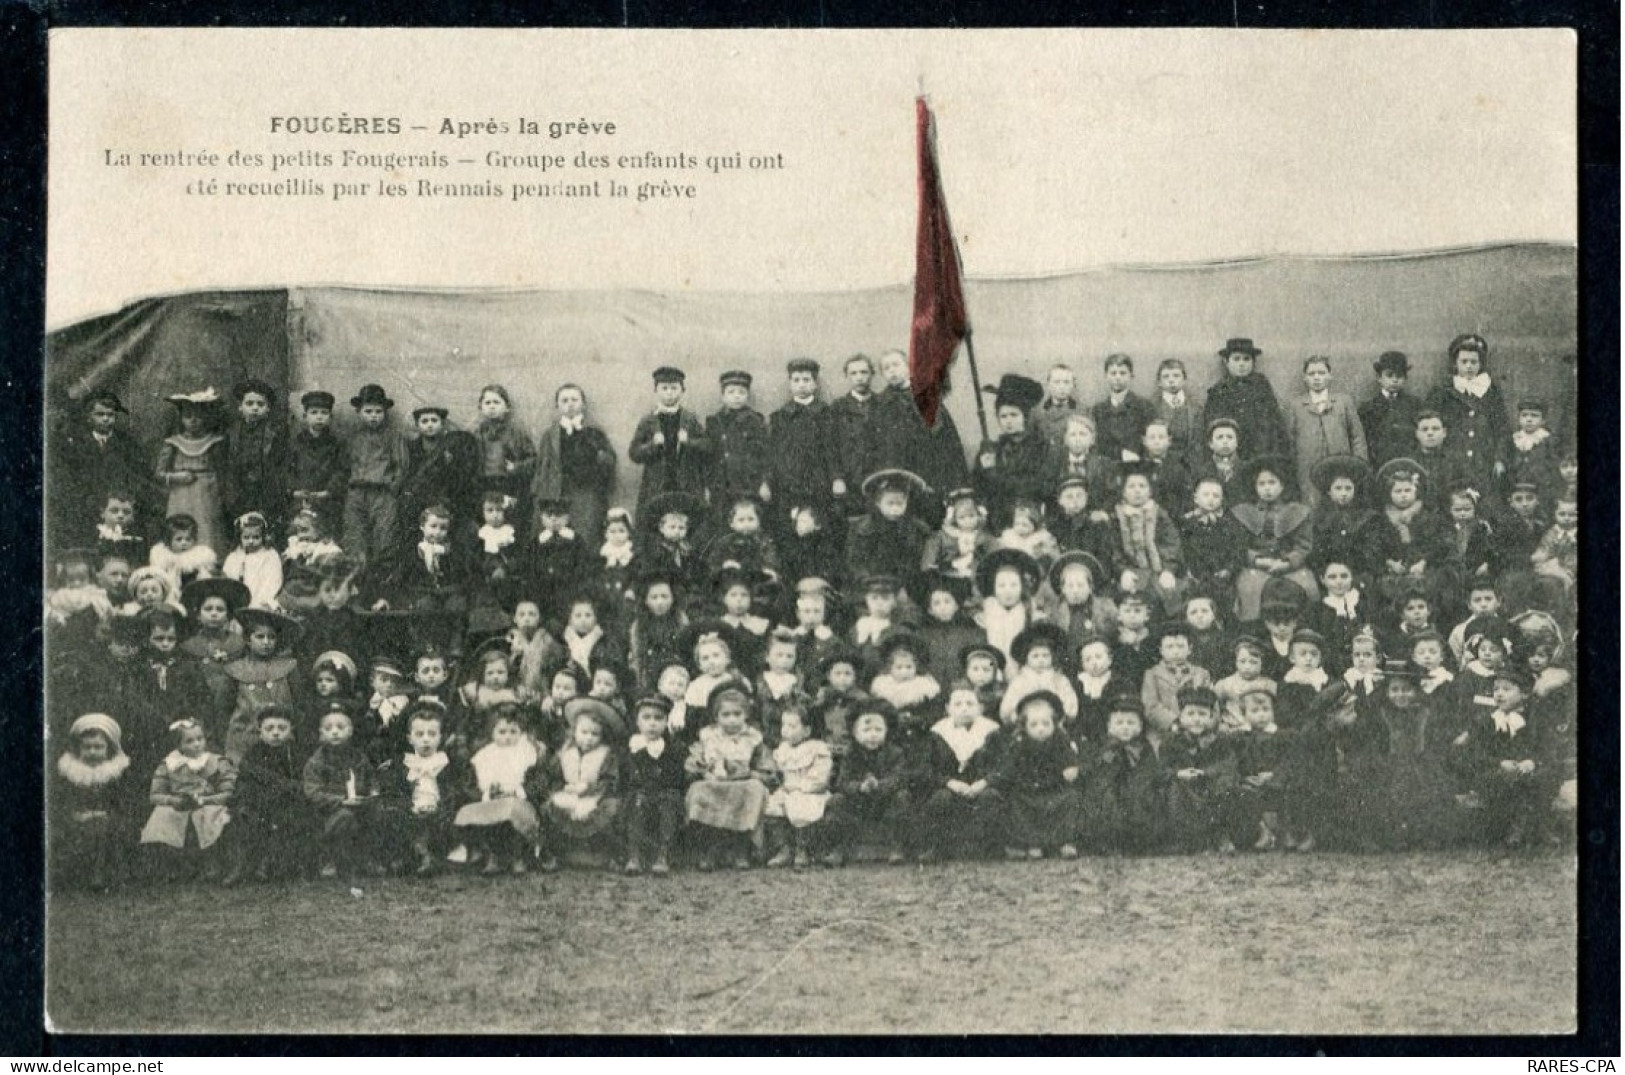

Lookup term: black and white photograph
[40,28,1582,1035]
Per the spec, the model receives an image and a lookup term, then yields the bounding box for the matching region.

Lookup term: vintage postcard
[43,28,1578,1035]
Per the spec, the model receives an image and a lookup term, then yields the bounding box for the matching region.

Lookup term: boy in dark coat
[1201,338,1289,461]
[225,705,314,884]
[1082,698,1168,854]
[222,379,290,533]
[824,699,915,865]
[706,370,773,509]
[521,497,590,619]
[988,691,1083,859]
[286,391,348,527]
[1090,354,1157,464]
[845,470,933,595]
[629,367,710,516]
[50,390,156,546]
[827,354,881,514]
[375,703,463,874]
[768,358,842,520]
[1162,685,1239,852]
[398,406,482,542]
[918,683,1006,862]
[1359,351,1424,468]
[621,695,688,874]
[973,374,1053,530]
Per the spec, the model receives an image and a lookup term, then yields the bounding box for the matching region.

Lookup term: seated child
[809,648,869,760]
[1140,622,1213,742]
[455,703,547,875]
[280,507,344,612]
[301,708,378,880]
[921,488,995,581]
[825,699,914,865]
[918,682,1005,862]
[149,513,219,595]
[1040,551,1117,656]
[558,593,623,682]
[227,705,312,884]
[361,654,418,765]
[1050,477,1115,566]
[1446,581,1504,666]
[868,633,943,749]
[1453,669,1550,846]
[523,497,588,617]
[1073,637,1121,744]
[1293,684,1388,851]
[850,573,906,668]
[914,573,983,690]
[1370,664,1461,850]
[1163,686,1238,853]
[50,713,135,891]
[1213,637,1277,731]
[683,683,772,871]
[987,690,1082,860]
[975,548,1042,675]
[754,628,808,746]
[1081,697,1167,855]
[703,495,781,581]
[1341,630,1386,705]
[377,702,462,875]
[595,507,641,624]
[763,706,834,870]
[680,626,743,714]
[959,641,1007,721]
[1308,559,1370,675]
[1276,629,1334,730]
[222,607,301,762]
[1000,623,1079,726]
[543,700,623,866]
[1182,592,1229,681]
[139,718,237,877]
[1408,629,1457,717]
[622,695,687,875]
[997,498,1058,565]
[1229,689,1293,851]
[222,511,284,609]
[1110,591,1157,691]
[787,577,842,677]
[628,576,688,693]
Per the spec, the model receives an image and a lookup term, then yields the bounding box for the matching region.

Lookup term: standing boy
[707,370,773,509]
[342,384,410,569]
[629,367,710,515]
[1091,354,1157,464]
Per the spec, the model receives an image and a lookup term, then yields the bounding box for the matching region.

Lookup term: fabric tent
[47,242,1576,517]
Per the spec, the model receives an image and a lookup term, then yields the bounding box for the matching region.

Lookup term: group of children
[45,334,1579,890]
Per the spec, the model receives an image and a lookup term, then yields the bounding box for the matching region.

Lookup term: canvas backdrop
[46,242,1576,514]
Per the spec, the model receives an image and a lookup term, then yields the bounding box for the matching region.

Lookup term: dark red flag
[908,97,969,428]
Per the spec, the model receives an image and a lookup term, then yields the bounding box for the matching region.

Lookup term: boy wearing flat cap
[398,404,481,544]
[630,367,710,516]
[224,379,291,533]
[287,390,347,525]
[768,358,841,520]
[707,370,772,509]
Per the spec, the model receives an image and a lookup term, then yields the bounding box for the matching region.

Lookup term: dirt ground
[46,850,1576,1036]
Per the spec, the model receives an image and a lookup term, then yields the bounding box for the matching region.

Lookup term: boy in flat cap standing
[50,390,155,549]
[630,367,710,516]
[399,404,481,544]
[769,358,841,520]
[707,370,772,509]
[286,391,347,529]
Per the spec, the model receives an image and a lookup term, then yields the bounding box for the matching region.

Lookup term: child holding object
[140,718,236,878]
[683,682,772,871]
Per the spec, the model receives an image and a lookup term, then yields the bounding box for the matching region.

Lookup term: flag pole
[961,328,990,444]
